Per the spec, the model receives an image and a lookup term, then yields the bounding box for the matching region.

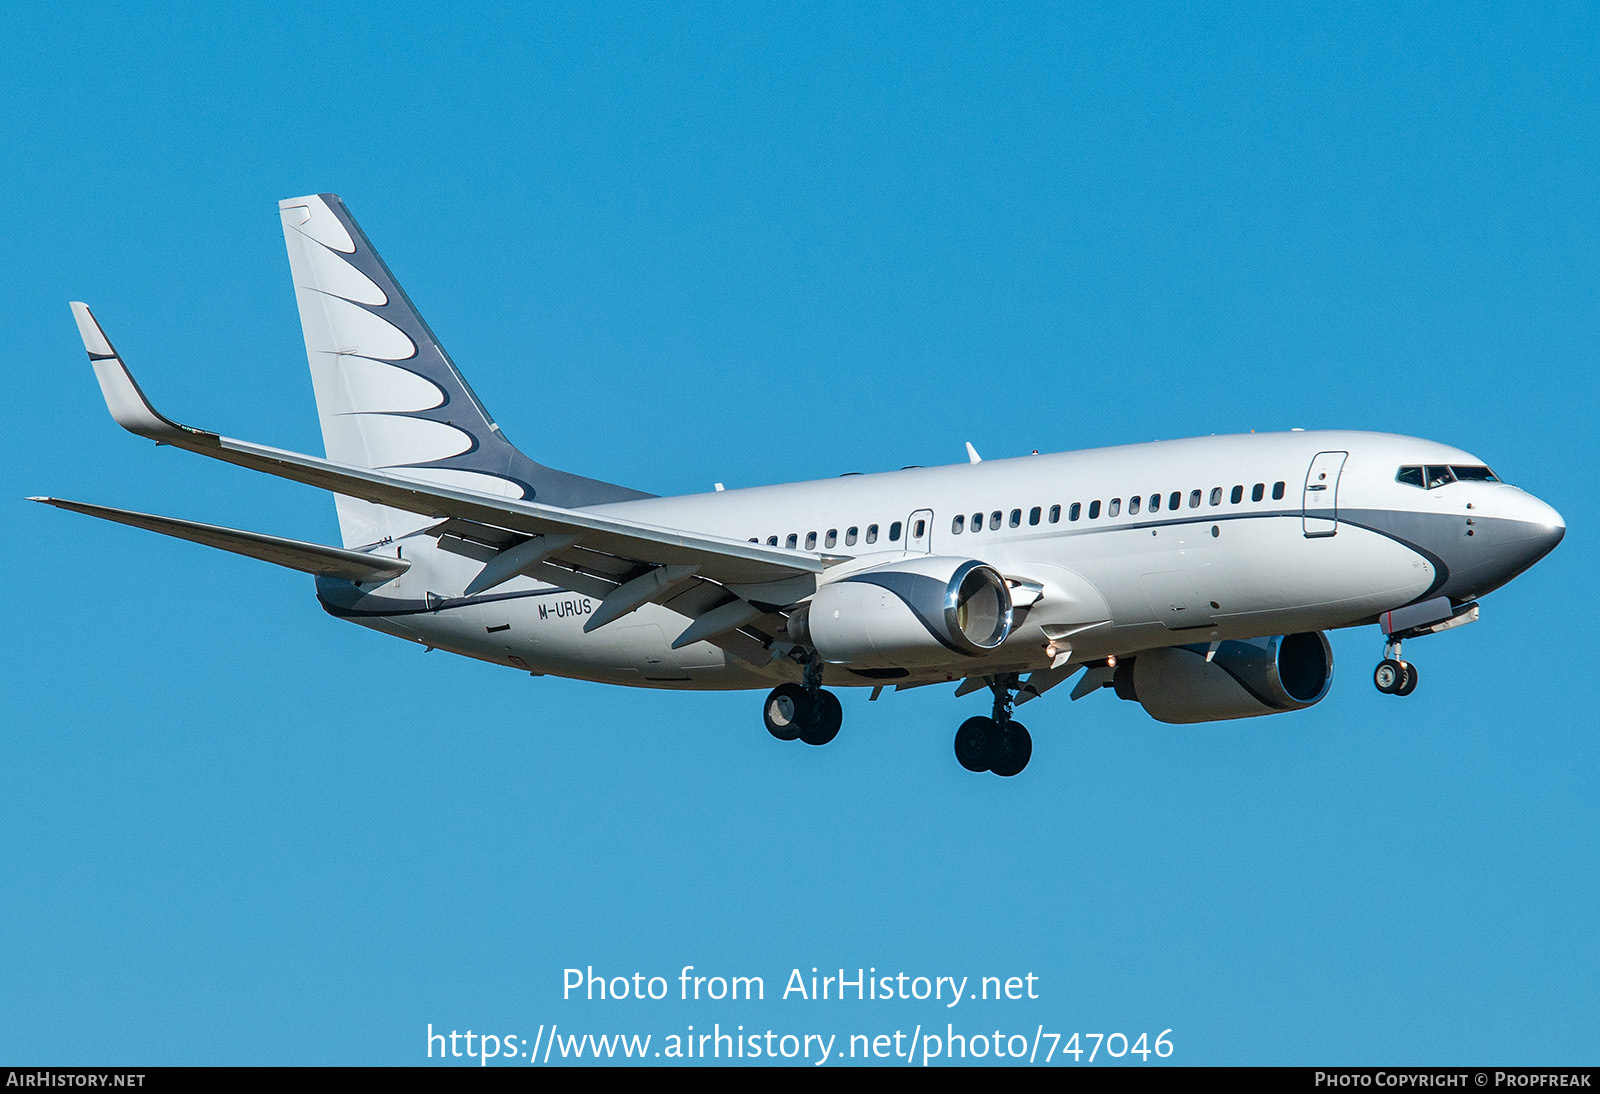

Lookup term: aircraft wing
[70,303,828,594]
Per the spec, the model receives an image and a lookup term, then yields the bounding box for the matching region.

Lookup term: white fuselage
[324,430,1564,690]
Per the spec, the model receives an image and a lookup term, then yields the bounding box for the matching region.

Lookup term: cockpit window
[1398,464,1500,489]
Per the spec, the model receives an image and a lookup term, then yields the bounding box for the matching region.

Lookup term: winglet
[69,302,207,443]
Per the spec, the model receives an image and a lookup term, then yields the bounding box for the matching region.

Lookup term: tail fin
[278,194,651,547]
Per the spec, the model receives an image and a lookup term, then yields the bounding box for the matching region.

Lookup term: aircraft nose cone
[1537,502,1565,553]
[1515,494,1565,561]
[1443,491,1564,599]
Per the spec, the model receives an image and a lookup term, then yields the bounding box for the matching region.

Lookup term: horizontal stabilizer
[30,497,409,584]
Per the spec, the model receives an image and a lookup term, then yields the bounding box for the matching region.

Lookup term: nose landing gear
[952,674,1033,777]
[1373,639,1419,696]
[762,656,842,746]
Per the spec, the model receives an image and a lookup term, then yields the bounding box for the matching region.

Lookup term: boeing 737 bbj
[34,194,1566,776]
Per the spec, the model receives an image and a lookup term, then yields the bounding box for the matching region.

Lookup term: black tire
[799,689,842,746]
[1374,659,1404,694]
[1395,661,1418,696]
[954,716,995,772]
[989,722,1033,778]
[763,683,813,741]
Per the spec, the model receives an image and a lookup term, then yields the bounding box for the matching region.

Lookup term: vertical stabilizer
[278,194,651,547]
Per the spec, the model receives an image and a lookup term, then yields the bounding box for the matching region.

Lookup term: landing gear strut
[1373,638,1419,696]
[953,674,1033,777]
[762,655,842,746]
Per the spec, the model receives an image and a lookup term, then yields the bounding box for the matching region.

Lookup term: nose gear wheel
[1374,638,1419,696]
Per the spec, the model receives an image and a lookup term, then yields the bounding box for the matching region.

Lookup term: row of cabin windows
[948,480,1287,535]
[747,522,905,551]
[744,480,1288,552]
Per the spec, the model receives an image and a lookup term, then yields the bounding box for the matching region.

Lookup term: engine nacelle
[1117,632,1334,724]
[788,556,1013,669]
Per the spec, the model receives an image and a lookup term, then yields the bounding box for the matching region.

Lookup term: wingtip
[70,301,116,358]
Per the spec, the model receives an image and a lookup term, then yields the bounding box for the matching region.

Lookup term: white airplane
[34,194,1565,777]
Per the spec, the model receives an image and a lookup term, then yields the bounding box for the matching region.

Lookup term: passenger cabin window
[1231,485,1243,504]
[825,529,838,548]
[767,536,778,546]
[1108,498,1121,517]
[990,511,1002,530]
[971,512,983,532]
[866,524,878,544]
[1252,483,1265,502]
[1149,494,1161,512]
[1009,509,1022,528]
[1029,506,1041,526]
[1049,504,1061,523]
[889,521,902,542]
[1069,502,1081,521]
[1189,490,1201,508]
[1128,496,1141,515]
[805,532,817,550]
[1210,487,1222,506]
[952,514,965,534]
[846,527,858,545]
[786,534,798,549]
[1089,500,1101,519]
[1272,481,1286,500]
[912,519,926,539]
[1169,491,1181,510]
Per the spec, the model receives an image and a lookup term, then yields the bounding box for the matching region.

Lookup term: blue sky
[3,1,1596,1065]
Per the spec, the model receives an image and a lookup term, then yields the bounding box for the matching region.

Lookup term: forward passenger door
[1303,451,1348,537]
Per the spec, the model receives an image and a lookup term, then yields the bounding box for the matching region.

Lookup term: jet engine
[787,556,1013,668]
[1114,632,1334,723]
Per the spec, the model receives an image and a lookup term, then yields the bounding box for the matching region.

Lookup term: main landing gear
[1373,638,1419,696]
[953,674,1033,777]
[762,658,842,746]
